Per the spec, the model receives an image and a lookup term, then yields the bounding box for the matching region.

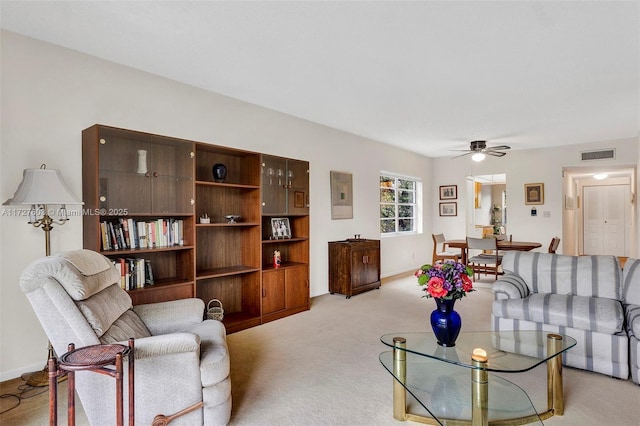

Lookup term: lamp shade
[3,166,83,206]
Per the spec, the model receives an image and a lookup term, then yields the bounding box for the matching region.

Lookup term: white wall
[0,31,434,379]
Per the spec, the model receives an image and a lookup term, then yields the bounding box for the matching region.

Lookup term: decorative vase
[212,163,227,183]
[430,298,462,347]
[137,149,148,174]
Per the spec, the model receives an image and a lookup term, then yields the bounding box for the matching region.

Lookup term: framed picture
[270,217,291,239]
[330,171,353,219]
[524,183,544,205]
[294,191,305,208]
[439,185,457,200]
[439,202,457,217]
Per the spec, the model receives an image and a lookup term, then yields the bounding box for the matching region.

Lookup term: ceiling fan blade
[487,145,511,151]
[450,151,473,159]
[486,151,507,157]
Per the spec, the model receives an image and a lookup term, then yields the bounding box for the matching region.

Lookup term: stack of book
[100,218,185,251]
[112,258,154,290]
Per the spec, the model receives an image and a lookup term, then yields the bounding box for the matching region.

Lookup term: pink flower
[415,269,424,278]
[461,274,473,292]
[427,277,448,298]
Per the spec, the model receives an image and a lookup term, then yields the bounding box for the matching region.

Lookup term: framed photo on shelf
[439,185,457,200]
[271,217,291,239]
[524,183,544,205]
[294,191,305,208]
[330,171,353,219]
[439,202,457,217]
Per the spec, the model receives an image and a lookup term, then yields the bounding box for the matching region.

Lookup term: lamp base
[24,365,67,387]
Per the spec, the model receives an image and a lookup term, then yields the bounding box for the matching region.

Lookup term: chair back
[466,236,498,251]
[548,236,561,253]
[432,233,459,264]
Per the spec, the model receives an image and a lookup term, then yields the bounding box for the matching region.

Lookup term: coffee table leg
[471,356,488,426]
[392,337,407,421]
[547,333,564,416]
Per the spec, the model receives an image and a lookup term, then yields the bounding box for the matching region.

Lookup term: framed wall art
[330,171,353,219]
[524,183,544,205]
[439,185,457,200]
[439,202,457,217]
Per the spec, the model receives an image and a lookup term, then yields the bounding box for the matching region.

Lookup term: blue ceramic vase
[430,298,461,347]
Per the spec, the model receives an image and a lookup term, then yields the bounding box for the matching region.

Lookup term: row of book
[112,258,154,290]
[101,218,185,251]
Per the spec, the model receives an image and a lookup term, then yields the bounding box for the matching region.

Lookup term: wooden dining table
[445,239,542,264]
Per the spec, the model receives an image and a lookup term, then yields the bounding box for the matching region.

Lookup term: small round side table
[48,338,134,426]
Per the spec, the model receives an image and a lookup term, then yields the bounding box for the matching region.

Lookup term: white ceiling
[1,1,638,158]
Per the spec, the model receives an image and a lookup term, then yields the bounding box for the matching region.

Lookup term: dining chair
[466,236,503,280]
[548,236,561,253]
[432,233,461,264]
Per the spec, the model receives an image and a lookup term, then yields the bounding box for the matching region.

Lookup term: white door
[583,185,628,256]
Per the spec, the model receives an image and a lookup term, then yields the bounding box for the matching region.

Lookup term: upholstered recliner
[19,249,231,425]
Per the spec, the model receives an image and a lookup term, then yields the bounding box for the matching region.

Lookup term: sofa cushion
[627,305,640,338]
[493,293,623,334]
[501,252,621,300]
[185,320,230,387]
[76,283,133,337]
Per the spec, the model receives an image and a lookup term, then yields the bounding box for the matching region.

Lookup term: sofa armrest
[134,298,205,335]
[493,273,530,300]
[626,304,640,338]
[123,332,200,359]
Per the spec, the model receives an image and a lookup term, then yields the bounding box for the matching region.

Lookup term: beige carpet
[227,274,640,426]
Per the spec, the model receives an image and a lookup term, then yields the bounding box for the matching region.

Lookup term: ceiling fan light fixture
[472,152,486,162]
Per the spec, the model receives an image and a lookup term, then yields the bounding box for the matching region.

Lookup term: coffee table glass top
[381,331,576,372]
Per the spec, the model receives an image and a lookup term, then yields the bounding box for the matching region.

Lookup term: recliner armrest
[493,273,530,300]
[134,298,205,335]
[123,332,200,359]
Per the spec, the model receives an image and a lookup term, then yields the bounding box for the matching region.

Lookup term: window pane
[380,219,396,233]
[399,219,414,232]
[398,205,414,218]
[398,179,414,190]
[380,204,396,218]
[380,176,394,188]
[398,190,414,203]
[380,188,395,202]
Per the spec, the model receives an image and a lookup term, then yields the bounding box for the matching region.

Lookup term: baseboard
[0,361,46,382]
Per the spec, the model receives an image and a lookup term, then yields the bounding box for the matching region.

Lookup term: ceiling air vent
[581,149,615,161]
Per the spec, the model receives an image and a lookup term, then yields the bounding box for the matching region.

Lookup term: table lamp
[3,164,83,386]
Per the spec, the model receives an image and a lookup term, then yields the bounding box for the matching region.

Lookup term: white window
[380,173,420,235]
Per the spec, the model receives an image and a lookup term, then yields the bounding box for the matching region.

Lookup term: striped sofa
[492,252,638,381]
[623,258,640,384]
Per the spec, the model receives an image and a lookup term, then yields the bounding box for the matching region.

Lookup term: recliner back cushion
[501,252,621,300]
[100,309,151,344]
[76,283,135,337]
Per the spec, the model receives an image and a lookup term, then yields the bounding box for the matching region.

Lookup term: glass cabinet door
[286,159,309,215]
[150,137,194,214]
[98,130,153,214]
[261,155,287,215]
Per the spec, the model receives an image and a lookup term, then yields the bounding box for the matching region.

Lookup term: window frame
[379,172,421,237]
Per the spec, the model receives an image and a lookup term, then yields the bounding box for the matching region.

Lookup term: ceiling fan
[451,140,511,161]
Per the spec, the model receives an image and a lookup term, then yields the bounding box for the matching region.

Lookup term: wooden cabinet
[83,125,309,333]
[328,239,381,298]
[82,125,196,306]
[261,155,310,322]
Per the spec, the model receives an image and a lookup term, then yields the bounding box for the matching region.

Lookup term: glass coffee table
[380,331,576,426]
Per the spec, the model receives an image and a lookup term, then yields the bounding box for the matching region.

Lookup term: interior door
[583,185,627,256]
